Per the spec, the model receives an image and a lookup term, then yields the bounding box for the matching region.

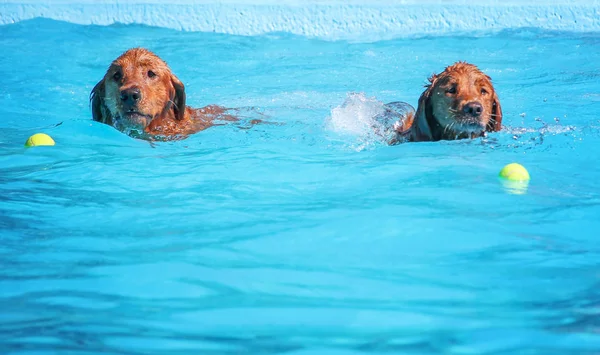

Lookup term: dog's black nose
[120,88,141,104]
[463,102,483,117]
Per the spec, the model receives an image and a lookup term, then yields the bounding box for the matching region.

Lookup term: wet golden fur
[90,48,235,140]
[405,62,502,142]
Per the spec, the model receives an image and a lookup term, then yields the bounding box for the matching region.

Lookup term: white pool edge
[2,1,600,40]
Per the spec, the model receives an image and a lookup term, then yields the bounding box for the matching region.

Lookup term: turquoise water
[1,18,600,354]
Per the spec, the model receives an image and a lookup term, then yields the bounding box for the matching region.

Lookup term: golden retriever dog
[90,48,237,140]
[393,61,502,142]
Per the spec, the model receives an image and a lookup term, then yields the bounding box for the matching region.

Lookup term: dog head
[411,62,502,142]
[90,48,187,136]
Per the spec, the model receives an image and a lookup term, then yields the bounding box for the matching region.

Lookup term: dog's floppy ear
[170,73,187,121]
[90,79,112,125]
[410,74,438,142]
[487,89,503,132]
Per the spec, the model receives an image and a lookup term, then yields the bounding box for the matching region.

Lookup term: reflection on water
[499,178,530,195]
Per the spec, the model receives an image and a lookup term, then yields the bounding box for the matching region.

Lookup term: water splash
[325,92,414,150]
[326,92,385,136]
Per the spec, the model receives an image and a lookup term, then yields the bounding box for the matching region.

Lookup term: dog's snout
[120,88,142,104]
[463,102,483,117]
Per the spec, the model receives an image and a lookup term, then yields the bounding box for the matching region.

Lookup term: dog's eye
[446,86,456,94]
[113,72,122,81]
[147,70,157,78]
[481,88,489,95]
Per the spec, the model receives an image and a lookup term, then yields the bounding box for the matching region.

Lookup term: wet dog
[386,62,502,143]
[90,48,237,140]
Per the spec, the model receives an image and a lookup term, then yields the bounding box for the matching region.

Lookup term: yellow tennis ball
[499,163,530,181]
[25,133,55,147]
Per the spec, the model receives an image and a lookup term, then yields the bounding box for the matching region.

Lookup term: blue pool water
[1,18,600,354]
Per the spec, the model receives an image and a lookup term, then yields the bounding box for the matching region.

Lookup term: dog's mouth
[112,111,154,139]
[453,115,486,131]
[123,111,152,122]
[442,115,487,139]
[115,111,153,128]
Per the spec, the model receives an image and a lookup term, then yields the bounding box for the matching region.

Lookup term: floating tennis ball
[499,163,530,181]
[25,133,55,147]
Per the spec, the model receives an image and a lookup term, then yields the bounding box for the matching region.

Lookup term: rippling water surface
[1,19,600,354]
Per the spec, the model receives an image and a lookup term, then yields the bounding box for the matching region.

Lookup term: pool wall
[2,0,600,40]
